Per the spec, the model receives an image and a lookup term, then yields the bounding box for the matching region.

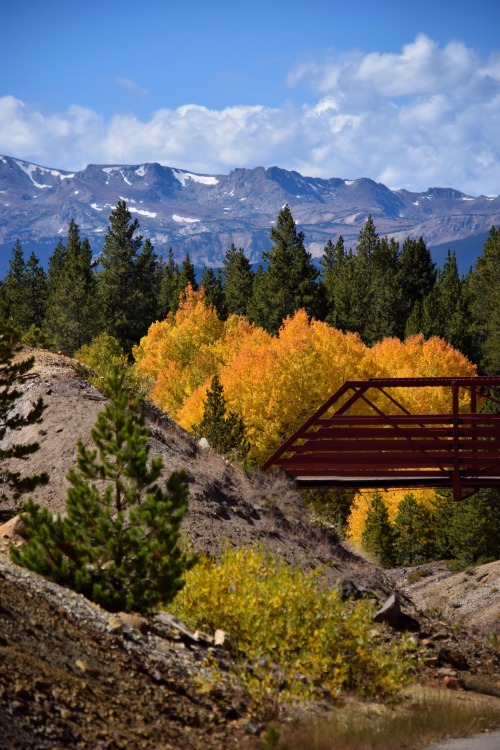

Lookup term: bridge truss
[261,377,500,501]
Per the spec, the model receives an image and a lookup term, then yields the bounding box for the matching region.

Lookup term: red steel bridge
[261,377,500,501]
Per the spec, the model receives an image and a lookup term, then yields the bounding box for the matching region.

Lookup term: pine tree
[194,374,248,458]
[469,226,500,373]
[178,253,198,295]
[45,220,98,354]
[200,267,226,319]
[420,250,474,357]
[345,216,380,341]
[393,493,435,565]
[404,300,424,338]
[433,489,500,568]
[47,239,67,294]
[24,252,48,330]
[0,319,48,507]
[397,237,436,334]
[222,244,254,317]
[12,366,194,613]
[323,241,354,331]
[362,492,396,567]
[364,237,402,344]
[159,248,180,317]
[133,238,162,335]
[3,240,30,331]
[98,201,160,352]
[248,205,318,333]
[319,237,343,323]
[0,281,7,322]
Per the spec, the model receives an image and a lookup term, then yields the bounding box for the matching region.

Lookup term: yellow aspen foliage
[176,316,272,431]
[133,285,224,414]
[365,335,476,414]
[347,488,437,547]
[219,311,369,462]
[171,546,413,704]
[210,314,270,367]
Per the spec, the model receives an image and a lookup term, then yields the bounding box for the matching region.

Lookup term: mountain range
[1,154,499,273]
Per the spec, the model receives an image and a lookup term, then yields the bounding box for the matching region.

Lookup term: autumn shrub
[171,546,415,708]
[75,332,146,395]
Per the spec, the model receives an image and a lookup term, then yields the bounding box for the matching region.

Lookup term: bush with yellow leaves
[75,333,146,396]
[171,546,415,708]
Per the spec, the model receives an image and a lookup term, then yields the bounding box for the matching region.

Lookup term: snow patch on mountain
[50,170,75,180]
[129,207,156,218]
[172,214,200,224]
[103,167,132,185]
[14,160,51,189]
[13,159,75,188]
[172,170,219,187]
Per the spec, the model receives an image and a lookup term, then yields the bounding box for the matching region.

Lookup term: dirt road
[428,729,500,750]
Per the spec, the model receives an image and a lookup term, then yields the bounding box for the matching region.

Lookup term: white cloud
[115,77,147,97]
[1,36,499,195]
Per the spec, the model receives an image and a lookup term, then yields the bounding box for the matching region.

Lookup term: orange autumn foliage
[365,335,476,414]
[134,294,477,464]
[133,286,223,415]
[218,312,369,461]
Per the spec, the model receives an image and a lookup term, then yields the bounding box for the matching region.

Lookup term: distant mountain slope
[1,154,498,272]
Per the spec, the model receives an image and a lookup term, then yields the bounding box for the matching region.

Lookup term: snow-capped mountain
[0,154,498,271]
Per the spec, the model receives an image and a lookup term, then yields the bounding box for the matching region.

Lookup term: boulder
[116,612,148,633]
[438,647,469,670]
[373,594,401,626]
[0,516,26,540]
[214,629,229,647]
[443,675,465,690]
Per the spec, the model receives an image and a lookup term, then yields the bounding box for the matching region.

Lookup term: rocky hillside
[0,349,379,585]
[1,155,499,271]
[1,349,499,748]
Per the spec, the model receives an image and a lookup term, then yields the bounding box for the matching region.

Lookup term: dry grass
[259,687,500,750]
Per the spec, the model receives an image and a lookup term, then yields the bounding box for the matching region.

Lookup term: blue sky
[1,0,499,194]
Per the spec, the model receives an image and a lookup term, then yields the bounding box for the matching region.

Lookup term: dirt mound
[0,348,385,594]
[391,561,500,634]
[0,557,250,749]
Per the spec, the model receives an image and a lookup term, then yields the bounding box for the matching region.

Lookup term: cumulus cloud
[1,36,499,195]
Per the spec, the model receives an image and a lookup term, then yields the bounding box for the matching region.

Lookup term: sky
[1,0,499,195]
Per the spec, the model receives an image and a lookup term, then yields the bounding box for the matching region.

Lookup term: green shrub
[171,546,414,707]
[74,332,146,395]
[21,324,55,350]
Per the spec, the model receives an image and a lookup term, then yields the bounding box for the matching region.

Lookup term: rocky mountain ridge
[1,155,499,271]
